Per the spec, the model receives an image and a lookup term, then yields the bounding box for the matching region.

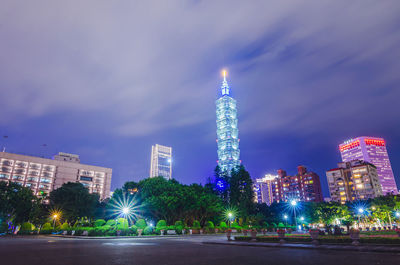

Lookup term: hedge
[94,219,106,227]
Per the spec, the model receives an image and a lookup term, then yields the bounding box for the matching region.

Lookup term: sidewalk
[202,240,400,253]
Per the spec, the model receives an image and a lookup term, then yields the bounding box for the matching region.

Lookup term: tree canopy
[49,182,99,222]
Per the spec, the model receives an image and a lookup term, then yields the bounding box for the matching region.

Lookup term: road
[0,235,399,265]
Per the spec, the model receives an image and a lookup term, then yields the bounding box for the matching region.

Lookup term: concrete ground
[0,235,399,265]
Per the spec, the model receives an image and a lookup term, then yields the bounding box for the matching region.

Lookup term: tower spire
[220,69,230,96]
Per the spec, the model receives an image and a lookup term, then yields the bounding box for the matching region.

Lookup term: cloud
[0,0,399,139]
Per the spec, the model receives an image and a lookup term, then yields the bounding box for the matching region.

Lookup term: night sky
[1,1,400,197]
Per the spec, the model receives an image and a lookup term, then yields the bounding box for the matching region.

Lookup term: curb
[202,241,400,253]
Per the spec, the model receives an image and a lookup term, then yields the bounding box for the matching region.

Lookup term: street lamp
[52,214,58,229]
[357,208,364,229]
[228,212,234,227]
[290,200,298,230]
[283,214,288,226]
[122,207,130,215]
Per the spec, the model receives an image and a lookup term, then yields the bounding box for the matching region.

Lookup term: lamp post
[290,200,298,230]
[358,208,364,229]
[228,212,234,227]
[52,214,58,229]
[283,214,288,227]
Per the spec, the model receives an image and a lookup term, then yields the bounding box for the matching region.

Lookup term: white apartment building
[326,160,382,203]
[0,151,112,200]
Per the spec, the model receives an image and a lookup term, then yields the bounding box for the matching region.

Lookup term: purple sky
[1,1,400,196]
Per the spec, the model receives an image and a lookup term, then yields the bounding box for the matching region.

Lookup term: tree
[49,182,99,222]
[229,165,254,217]
[314,202,350,234]
[0,181,40,228]
[117,177,223,225]
[371,195,397,226]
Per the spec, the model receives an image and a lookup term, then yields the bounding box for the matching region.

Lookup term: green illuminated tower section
[216,70,240,174]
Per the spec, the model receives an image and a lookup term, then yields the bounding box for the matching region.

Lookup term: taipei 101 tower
[216,70,240,174]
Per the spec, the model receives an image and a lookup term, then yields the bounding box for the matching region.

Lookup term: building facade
[339,136,397,195]
[216,70,240,174]
[254,174,279,205]
[149,144,172,180]
[0,151,112,200]
[254,166,323,204]
[297,166,324,202]
[326,160,382,203]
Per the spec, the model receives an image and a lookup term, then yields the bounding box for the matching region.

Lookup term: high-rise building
[297,166,324,202]
[326,160,382,203]
[254,174,279,205]
[254,167,323,204]
[278,170,301,202]
[339,137,397,195]
[149,144,172,180]
[0,151,112,200]
[216,70,240,174]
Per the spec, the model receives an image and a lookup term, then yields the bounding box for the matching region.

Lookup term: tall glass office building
[216,71,240,174]
[339,136,398,195]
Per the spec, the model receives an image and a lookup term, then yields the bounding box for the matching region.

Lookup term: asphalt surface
[0,235,399,265]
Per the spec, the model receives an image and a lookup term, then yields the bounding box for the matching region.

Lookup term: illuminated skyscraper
[254,174,279,205]
[339,137,398,195]
[149,144,172,180]
[216,70,240,174]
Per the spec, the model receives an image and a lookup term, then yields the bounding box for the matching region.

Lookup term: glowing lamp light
[284,215,288,220]
[358,208,364,214]
[122,207,130,215]
[228,212,233,218]
[396,212,400,217]
[290,200,297,206]
[300,216,304,221]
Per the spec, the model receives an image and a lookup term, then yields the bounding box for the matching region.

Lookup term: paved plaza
[1,235,399,265]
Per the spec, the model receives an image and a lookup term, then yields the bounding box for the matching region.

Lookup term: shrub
[116,218,129,230]
[278,223,285,228]
[167,225,176,230]
[106,229,117,236]
[100,225,112,233]
[175,221,183,227]
[220,222,228,228]
[21,222,33,231]
[129,225,138,235]
[136,219,147,229]
[94,219,106,227]
[40,223,53,234]
[106,219,116,227]
[89,227,102,236]
[157,220,167,228]
[60,222,70,230]
[205,221,214,229]
[192,220,201,229]
[231,222,242,232]
[143,226,153,235]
